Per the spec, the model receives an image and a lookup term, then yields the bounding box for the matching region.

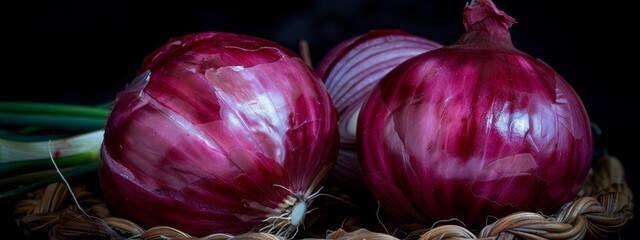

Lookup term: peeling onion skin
[315,29,442,188]
[357,0,593,227]
[99,32,339,237]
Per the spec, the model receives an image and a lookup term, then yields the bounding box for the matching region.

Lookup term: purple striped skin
[357,0,592,228]
[99,32,338,237]
[315,29,442,188]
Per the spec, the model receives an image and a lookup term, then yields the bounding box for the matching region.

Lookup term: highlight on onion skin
[315,29,442,188]
[357,0,593,228]
[99,31,339,238]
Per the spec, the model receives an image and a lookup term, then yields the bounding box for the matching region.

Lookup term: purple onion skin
[357,0,593,227]
[315,29,442,188]
[99,32,339,236]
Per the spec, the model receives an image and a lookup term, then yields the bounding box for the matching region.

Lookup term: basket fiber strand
[12,155,634,239]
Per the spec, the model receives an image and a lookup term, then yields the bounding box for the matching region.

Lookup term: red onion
[357,0,593,227]
[99,31,339,237]
[315,29,442,188]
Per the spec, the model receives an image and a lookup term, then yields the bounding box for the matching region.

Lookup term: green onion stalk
[0,101,110,199]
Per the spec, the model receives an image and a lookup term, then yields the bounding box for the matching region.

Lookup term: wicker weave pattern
[12,155,634,240]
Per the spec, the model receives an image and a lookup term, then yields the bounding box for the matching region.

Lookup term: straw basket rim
[11,155,634,240]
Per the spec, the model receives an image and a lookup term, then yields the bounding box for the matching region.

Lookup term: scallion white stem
[0,130,104,163]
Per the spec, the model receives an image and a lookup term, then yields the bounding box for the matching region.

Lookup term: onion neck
[454,0,516,49]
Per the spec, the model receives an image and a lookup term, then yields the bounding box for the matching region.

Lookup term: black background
[2,0,636,238]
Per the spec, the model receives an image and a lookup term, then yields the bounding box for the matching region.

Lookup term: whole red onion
[357,0,593,227]
[99,31,339,237]
[315,29,442,188]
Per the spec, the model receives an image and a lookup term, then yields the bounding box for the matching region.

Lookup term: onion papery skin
[99,31,339,237]
[357,0,593,228]
[315,29,442,188]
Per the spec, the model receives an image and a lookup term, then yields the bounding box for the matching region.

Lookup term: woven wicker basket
[11,155,634,240]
